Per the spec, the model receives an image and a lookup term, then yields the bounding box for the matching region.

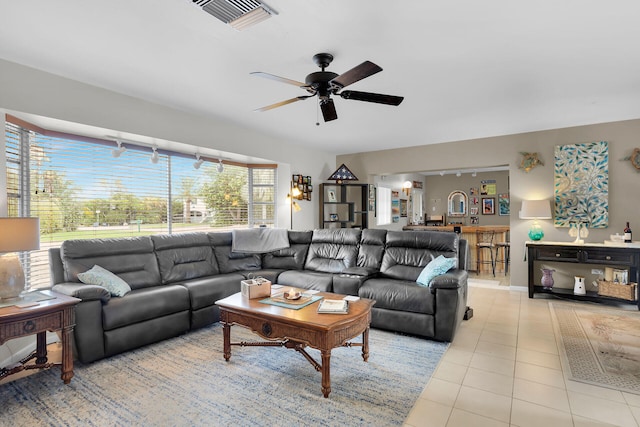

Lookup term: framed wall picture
[482,197,495,215]
[498,193,510,216]
[368,184,375,199]
[480,183,496,195]
[470,216,479,224]
[368,199,375,212]
[400,199,408,217]
[470,207,479,215]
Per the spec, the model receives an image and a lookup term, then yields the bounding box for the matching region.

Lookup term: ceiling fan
[251,53,404,122]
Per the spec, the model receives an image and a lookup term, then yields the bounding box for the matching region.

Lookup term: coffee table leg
[223,322,231,361]
[321,349,331,398]
[362,327,370,362]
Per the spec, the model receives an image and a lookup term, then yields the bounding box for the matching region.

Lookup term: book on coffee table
[317,299,348,314]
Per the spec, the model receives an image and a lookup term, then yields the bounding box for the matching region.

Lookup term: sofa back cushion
[380,231,459,281]
[304,229,360,273]
[60,236,161,290]
[262,231,312,270]
[151,233,219,284]
[208,232,262,274]
[358,229,387,269]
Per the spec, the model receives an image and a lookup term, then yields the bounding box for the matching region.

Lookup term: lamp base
[528,222,545,241]
[0,253,26,300]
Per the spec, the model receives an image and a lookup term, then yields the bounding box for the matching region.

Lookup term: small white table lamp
[0,217,40,300]
[520,200,552,241]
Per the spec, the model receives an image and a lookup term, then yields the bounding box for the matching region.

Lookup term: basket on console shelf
[597,280,638,301]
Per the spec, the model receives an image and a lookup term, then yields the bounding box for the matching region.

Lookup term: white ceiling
[2,0,640,156]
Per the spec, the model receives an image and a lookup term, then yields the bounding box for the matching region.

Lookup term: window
[376,186,391,225]
[4,117,277,289]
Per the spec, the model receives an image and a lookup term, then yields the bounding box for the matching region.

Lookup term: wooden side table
[0,290,80,384]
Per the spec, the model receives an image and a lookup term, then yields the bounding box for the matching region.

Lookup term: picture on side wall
[554,141,609,228]
[392,199,400,217]
[498,193,510,216]
[480,182,496,195]
[470,216,479,224]
[482,197,495,215]
[470,187,478,196]
[369,199,376,212]
[400,199,408,217]
[471,197,479,205]
[470,207,479,215]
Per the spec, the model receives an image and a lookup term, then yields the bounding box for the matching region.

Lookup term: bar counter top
[403,225,510,233]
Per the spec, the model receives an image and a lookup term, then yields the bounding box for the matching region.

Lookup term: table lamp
[0,217,40,300]
[519,200,551,241]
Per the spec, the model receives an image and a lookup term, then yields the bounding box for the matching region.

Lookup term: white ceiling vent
[192,0,277,31]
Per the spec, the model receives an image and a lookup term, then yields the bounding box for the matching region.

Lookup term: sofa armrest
[53,282,111,303]
[429,269,468,291]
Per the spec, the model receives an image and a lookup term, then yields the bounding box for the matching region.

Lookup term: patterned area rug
[1,324,448,426]
[550,302,640,395]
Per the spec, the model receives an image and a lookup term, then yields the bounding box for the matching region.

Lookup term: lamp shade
[0,218,40,252]
[519,200,552,220]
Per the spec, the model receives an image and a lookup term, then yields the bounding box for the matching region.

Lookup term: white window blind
[376,186,391,225]
[4,119,276,290]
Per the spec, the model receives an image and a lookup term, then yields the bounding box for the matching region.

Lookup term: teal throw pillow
[416,255,457,287]
[77,265,131,297]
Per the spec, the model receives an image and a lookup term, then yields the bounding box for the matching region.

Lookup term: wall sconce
[402,181,412,196]
[519,200,552,240]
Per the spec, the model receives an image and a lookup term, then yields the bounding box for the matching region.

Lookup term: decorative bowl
[284,291,301,300]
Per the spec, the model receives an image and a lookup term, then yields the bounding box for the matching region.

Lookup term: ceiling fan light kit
[252,53,404,122]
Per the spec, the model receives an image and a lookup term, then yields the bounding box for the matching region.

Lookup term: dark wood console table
[527,241,640,310]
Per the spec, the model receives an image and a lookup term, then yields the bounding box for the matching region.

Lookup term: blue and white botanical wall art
[554,141,608,228]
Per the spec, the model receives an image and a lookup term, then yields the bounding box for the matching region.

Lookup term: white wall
[0,59,335,230]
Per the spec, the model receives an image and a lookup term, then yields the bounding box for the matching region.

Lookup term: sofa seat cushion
[359,278,435,315]
[102,285,190,331]
[276,270,333,291]
[176,273,244,311]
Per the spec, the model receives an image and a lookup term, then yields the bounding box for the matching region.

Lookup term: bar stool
[495,231,510,275]
[475,230,496,276]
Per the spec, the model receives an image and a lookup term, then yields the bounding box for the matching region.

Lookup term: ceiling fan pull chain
[316,101,320,126]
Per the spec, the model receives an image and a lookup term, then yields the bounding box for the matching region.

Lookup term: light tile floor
[404,280,640,427]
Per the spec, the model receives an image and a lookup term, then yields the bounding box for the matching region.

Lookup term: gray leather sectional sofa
[49,229,469,363]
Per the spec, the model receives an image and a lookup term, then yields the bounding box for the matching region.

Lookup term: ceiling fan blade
[254,96,311,112]
[320,99,338,122]
[250,72,307,88]
[330,61,383,88]
[339,90,404,106]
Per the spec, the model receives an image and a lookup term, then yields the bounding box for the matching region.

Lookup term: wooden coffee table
[215,289,375,398]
